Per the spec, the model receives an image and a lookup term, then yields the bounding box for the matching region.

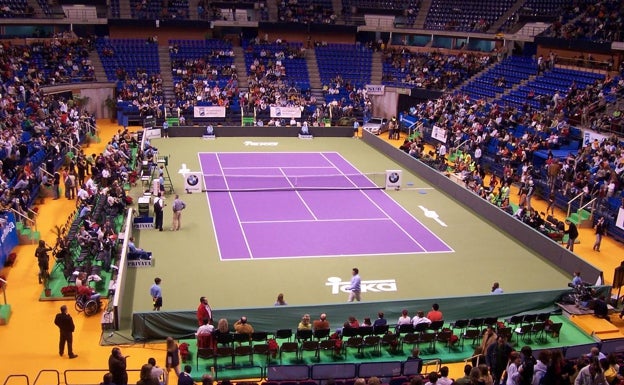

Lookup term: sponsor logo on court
[243,141,279,146]
[325,277,397,294]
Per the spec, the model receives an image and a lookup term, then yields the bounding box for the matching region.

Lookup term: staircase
[266,0,278,22]
[412,0,432,29]
[187,0,198,20]
[371,51,383,84]
[26,0,42,17]
[305,49,325,107]
[157,46,175,103]
[118,0,132,19]
[89,50,107,82]
[232,46,249,92]
[330,0,342,19]
[488,0,527,33]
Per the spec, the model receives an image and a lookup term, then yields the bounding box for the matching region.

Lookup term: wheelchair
[75,293,102,316]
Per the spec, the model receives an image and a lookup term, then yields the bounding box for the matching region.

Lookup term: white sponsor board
[616,207,624,230]
[385,170,402,189]
[431,125,448,143]
[184,172,204,193]
[325,277,397,294]
[270,106,302,118]
[365,84,385,95]
[583,130,609,147]
[243,141,279,146]
[127,259,153,267]
[193,106,226,118]
[144,128,161,139]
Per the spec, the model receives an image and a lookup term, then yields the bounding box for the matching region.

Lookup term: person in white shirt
[411,310,432,327]
[196,318,214,336]
[397,309,411,326]
[148,358,167,385]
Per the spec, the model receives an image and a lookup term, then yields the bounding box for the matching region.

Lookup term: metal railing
[566,191,585,218]
[61,139,83,155]
[9,208,37,234]
[463,353,484,366]
[33,370,60,385]
[422,358,442,374]
[2,374,29,385]
[38,166,54,180]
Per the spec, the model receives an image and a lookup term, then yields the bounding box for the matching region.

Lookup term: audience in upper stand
[543,0,623,43]
[382,48,493,90]
[278,0,335,24]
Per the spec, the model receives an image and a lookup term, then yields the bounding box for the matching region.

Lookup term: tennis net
[203,172,387,192]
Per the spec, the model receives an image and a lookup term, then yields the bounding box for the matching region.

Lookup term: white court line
[340,156,455,253]
[215,154,254,259]
[321,153,429,251]
[241,217,391,224]
[220,166,336,170]
[279,167,318,220]
[199,153,225,261]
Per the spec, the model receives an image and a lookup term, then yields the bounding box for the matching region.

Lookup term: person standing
[108,347,129,385]
[165,337,181,378]
[162,120,169,138]
[53,170,61,200]
[54,305,77,358]
[593,217,606,251]
[35,240,52,284]
[154,192,165,232]
[171,194,186,231]
[565,219,579,252]
[150,277,163,311]
[196,296,212,326]
[353,120,360,139]
[347,267,361,302]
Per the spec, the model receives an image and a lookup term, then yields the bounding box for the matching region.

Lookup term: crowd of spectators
[544,0,623,43]
[243,38,317,125]
[397,91,624,221]
[277,0,336,24]
[382,49,494,90]
[170,47,238,111]
[0,37,95,86]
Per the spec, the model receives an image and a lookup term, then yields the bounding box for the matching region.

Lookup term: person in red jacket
[196,296,212,326]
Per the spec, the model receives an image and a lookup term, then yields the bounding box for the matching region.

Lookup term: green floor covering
[180,315,595,381]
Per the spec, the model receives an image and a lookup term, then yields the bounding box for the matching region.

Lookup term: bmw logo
[186,174,199,186]
[388,172,400,183]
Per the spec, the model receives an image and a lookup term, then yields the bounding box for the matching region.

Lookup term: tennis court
[201,152,453,260]
[121,137,571,315]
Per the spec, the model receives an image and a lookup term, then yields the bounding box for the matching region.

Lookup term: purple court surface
[200,152,454,260]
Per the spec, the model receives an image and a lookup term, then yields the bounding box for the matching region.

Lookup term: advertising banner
[0,212,18,267]
[431,125,448,143]
[193,106,226,118]
[184,172,204,193]
[365,85,385,95]
[270,106,302,119]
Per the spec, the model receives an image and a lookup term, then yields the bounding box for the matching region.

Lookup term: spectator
[313,313,330,330]
[233,316,254,335]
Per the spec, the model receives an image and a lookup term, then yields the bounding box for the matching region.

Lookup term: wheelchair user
[77,278,101,304]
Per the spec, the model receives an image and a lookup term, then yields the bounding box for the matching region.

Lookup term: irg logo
[325,277,397,294]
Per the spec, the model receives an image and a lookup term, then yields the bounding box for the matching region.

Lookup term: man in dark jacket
[109,347,129,385]
[565,219,579,252]
[486,336,513,385]
[54,305,77,358]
